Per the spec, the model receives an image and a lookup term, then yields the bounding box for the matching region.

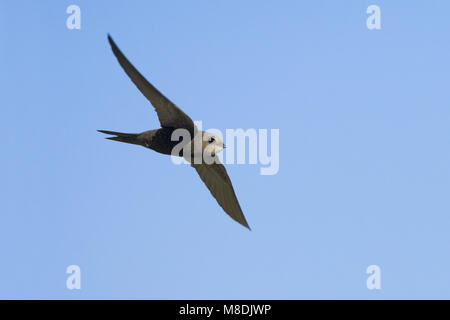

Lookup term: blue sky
[1,1,449,299]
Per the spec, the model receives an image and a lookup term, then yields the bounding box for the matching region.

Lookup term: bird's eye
[208,137,215,143]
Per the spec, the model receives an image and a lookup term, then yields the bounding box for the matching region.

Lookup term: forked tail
[97,130,141,145]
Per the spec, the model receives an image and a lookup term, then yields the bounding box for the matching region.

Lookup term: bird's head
[202,132,226,157]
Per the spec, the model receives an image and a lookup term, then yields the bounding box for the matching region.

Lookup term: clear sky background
[1,1,449,299]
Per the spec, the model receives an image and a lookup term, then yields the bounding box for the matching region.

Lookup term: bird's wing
[192,157,250,229]
[107,35,197,138]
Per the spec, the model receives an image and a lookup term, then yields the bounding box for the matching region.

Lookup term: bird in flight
[99,35,250,229]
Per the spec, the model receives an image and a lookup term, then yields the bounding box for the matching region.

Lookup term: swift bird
[99,35,250,229]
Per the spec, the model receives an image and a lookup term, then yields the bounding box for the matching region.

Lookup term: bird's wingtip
[107,34,115,46]
[242,222,251,231]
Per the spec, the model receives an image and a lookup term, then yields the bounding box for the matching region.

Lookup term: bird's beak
[223,144,227,148]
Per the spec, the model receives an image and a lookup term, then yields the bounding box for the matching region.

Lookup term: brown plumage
[98,35,250,229]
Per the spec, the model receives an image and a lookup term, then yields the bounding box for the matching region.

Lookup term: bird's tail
[98,130,141,146]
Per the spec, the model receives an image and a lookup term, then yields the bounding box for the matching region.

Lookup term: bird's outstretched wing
[107,35,197,138]
[192,158,250,229]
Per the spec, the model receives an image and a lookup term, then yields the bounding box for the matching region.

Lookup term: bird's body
[99,35,250,229]
[99,128,222,159]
